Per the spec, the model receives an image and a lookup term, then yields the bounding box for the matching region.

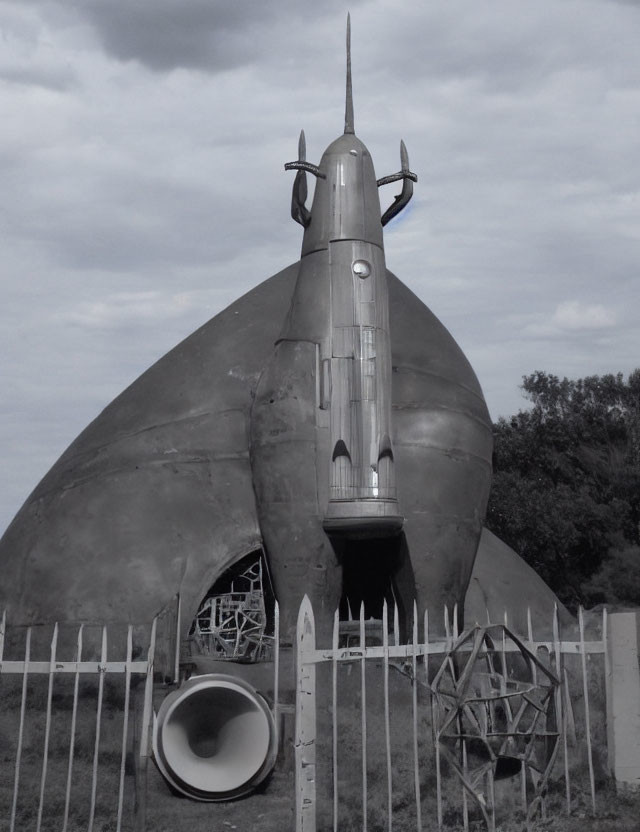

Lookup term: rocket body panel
[278,249,331,349]
[323,240,400,534]
[249,337,341,642]
[248,263,493,636]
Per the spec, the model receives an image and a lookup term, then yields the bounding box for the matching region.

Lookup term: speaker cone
[153,673,277,801]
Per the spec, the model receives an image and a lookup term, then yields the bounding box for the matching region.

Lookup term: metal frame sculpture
[189,559,273,662]
[431,624,561,831]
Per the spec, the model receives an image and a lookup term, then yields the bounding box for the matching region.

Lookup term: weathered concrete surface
[606,611,640,788]
[465,528,573,633]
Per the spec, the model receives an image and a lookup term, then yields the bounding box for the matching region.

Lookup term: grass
[0,672,137,832]
[1,644,640,831]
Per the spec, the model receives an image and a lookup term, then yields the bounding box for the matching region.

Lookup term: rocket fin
[378,434,393,461]
[332,439,352,462]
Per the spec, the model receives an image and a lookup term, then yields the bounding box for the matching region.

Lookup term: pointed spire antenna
[344,13,354,134]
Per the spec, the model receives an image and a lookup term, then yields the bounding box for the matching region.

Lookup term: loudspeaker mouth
[153,673,278,802]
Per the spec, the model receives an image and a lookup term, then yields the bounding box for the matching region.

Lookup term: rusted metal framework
[431,625,561,830]
[188,559,274,661]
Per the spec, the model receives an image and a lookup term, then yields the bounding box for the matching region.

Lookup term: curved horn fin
[379,139,417,226]
[284,128,325,184]
[290,130,311,228]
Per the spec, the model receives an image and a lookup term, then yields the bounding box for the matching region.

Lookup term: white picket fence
[294,596,613,832]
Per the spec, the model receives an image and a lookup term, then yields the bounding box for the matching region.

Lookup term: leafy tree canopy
[485,370,640,610]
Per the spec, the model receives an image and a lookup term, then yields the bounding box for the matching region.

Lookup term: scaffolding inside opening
[188,558,274,662]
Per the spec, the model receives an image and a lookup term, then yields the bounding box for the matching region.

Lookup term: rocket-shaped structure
[0,22,573,809]
[0,16,506,651]
[280,18,415,537]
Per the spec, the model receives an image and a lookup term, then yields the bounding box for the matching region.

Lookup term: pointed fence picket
[411,604,422,832]
[331,608,339,832]
[36,622,58,832]
[360,603,368,832]
[294,596,609,832]
[62,624,83,832]
[296,597,317,832]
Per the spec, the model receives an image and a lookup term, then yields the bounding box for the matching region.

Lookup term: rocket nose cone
[302,135,383,255]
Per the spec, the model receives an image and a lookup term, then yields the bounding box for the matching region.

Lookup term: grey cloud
[8,176,285,274]
[54,0,368,73]
[0,64,77,91]
[361,1,640,94]
[83,1,265,72]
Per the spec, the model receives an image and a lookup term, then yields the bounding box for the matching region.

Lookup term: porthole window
[352,259,371,279]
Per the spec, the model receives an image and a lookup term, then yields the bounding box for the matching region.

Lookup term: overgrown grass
[2,648,640,831]
[0,674,135,832]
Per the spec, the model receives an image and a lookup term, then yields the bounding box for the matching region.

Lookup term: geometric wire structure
[188,559,273,662]
[431,624,561,831]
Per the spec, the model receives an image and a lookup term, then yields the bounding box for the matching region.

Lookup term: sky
[1,0,639,534]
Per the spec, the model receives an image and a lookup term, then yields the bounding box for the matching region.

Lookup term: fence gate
[0,612,157,832]
[294,596,608,832]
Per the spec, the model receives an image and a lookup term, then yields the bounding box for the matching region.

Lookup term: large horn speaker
[152,673,278,801]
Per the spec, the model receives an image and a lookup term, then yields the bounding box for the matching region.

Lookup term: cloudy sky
[1,0,639,533]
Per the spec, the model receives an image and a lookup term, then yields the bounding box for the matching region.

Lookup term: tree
[486,370,640,609]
